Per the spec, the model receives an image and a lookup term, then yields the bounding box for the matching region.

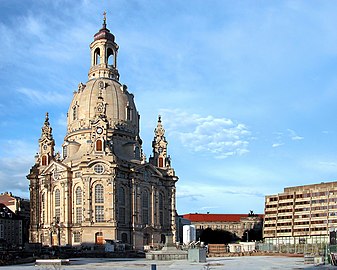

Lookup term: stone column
[171,186,176,241]
[151,185,155,227]
[111,179,116,223]
[84,177,91,222]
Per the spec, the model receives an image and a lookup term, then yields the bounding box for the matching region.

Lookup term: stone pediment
[42,160,69,175]
[133,163,163,178]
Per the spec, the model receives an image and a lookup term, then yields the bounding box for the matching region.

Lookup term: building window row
[277,222,292,226]
[311,220,326,225]
[294,228,309,232]
[311,206,327,211]
[295,207,310,212]
[294,200,310,205]
[312,191,328,197]
[311,213,327,217]
[312,199,327,204]
[278,202,293,207]
[279,195,293,200]
[312,227,327,231]
[294,214,310,219]
[277,215,292,220]
[294,221,309,225]
[277,229,291,233]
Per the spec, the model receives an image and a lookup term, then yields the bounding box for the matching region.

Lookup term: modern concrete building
[27,16,178,250]
[264,181,337,244]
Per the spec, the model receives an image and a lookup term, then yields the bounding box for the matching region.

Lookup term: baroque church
[27,16,178,250]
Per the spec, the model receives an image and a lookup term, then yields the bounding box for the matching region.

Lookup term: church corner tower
[27,15,178,251]
[39,113,55,167]
[150,115,171,169]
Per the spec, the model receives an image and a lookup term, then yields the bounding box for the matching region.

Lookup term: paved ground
[2,256,337,270]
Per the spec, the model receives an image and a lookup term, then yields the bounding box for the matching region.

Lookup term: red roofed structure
[183,213,263,223]
[182,213,264,240]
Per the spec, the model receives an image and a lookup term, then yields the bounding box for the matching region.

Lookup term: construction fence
[256,242,337,255]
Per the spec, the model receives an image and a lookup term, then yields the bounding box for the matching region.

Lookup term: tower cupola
[38,112,55,167]
[149,116,171,168]
[88,12,119,80]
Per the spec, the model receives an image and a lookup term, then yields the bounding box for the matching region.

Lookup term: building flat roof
[182,213,263,222]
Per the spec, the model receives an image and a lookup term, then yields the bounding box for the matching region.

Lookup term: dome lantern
[88,12,119,80]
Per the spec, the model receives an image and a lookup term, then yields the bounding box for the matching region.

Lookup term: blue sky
[1,0,337,215]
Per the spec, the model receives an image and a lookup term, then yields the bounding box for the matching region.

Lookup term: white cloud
[271,129,303,148]
[272,143,284,148]
[17,87,70,105]
[287,129,304,141]
[160,109,251,159]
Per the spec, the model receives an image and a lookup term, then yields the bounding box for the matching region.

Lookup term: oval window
[94,164,104,174]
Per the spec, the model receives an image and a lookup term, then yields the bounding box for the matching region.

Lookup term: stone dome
[66,78,139,137]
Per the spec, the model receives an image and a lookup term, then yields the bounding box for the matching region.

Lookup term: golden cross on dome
[103,11,107,26]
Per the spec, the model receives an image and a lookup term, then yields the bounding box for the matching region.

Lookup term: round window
[94,164,104,174]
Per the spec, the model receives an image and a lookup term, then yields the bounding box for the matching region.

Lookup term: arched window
[95,184,104,203]
[118,187,126,224]
[142,190,149,225]
[94,184,104,223]
[76,187,82,205]
[107,48,114,66]
[159,193,164,225]
[76,206,82,224]
[42,155,47,166]
[55,189,60,207]
[55,189,61,220]
[159,193,164,210]
[42,193,45,224]
[94,48,100,65]
[135,146,140,159]
[126,106,132,121]
[72,106,77,120]
[118,187,125,206]
[63,145,67,159]
[158,157,164,168]
[96,140,103,151]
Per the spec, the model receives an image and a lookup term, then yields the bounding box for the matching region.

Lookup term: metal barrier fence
[256,243,329,255]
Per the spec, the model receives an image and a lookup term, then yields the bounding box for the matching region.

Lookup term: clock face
[96,127,103,134]
[98,81,105,89]
[43,144,47,150]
